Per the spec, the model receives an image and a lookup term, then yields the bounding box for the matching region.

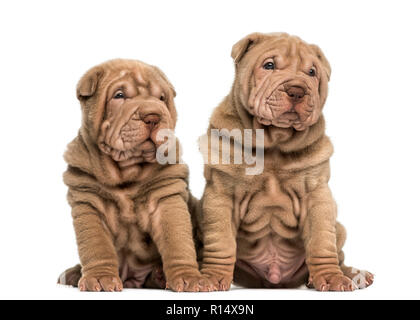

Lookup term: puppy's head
[232,32,331,131]
[77,59,177,167]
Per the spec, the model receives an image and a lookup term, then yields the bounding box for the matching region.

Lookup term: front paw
[202,270,233,291]
[308,273,356,292]
[342,266,374,289]
[166,272,212,292]
[78,275,123,292]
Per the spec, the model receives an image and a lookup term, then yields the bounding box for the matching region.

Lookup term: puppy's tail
[57,264,82,287]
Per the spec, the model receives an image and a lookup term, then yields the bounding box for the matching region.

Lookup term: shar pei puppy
[198,33,374,291]
[58,59,209,292]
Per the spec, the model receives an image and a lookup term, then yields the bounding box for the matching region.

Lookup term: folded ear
[76,66,104,100]
[310,44,331,81]
[231,32,267,64]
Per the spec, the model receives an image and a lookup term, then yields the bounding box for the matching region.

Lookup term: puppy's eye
[308,68,317,77]
[263,61,275,70]
[114,92,125,99]
[160,94,165,101]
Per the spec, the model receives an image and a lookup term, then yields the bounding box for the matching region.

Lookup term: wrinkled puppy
[58,59,208,292]
[198,33,374,291]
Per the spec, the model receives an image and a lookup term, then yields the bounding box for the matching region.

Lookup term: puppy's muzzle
[98,99,172,162]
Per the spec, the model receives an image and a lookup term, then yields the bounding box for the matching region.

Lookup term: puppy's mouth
[257,111,300,127]
[99,139,157,164]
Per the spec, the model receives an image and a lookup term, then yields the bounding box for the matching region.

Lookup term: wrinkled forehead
[251,37,317,69]
[101,65,166,99]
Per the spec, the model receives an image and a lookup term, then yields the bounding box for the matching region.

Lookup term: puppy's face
[77,59,177,167]
[232,33,331,131]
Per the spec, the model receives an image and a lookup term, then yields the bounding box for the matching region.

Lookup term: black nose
[286,86,305,102]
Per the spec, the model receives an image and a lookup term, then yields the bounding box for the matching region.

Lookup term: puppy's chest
[238,170,314,235]
[100,186,154,250]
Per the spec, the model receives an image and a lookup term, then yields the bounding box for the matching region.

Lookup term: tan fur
[58,59,209,292]
[198,33,374,291]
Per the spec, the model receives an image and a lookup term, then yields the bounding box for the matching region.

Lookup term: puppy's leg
[336,222,374,289]
[302,185,356,291]
[72,205,122,292]
[57,264,82,287]
[150,195,209,292]
[199,181,236,291]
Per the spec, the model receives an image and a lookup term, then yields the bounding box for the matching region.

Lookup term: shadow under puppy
[58,59,209,292]
[198,33,374,291]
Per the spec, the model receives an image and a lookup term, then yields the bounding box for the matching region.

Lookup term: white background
[1,0,419,300]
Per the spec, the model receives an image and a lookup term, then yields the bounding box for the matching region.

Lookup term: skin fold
[58,59,210,292]
[198,33,374,291]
